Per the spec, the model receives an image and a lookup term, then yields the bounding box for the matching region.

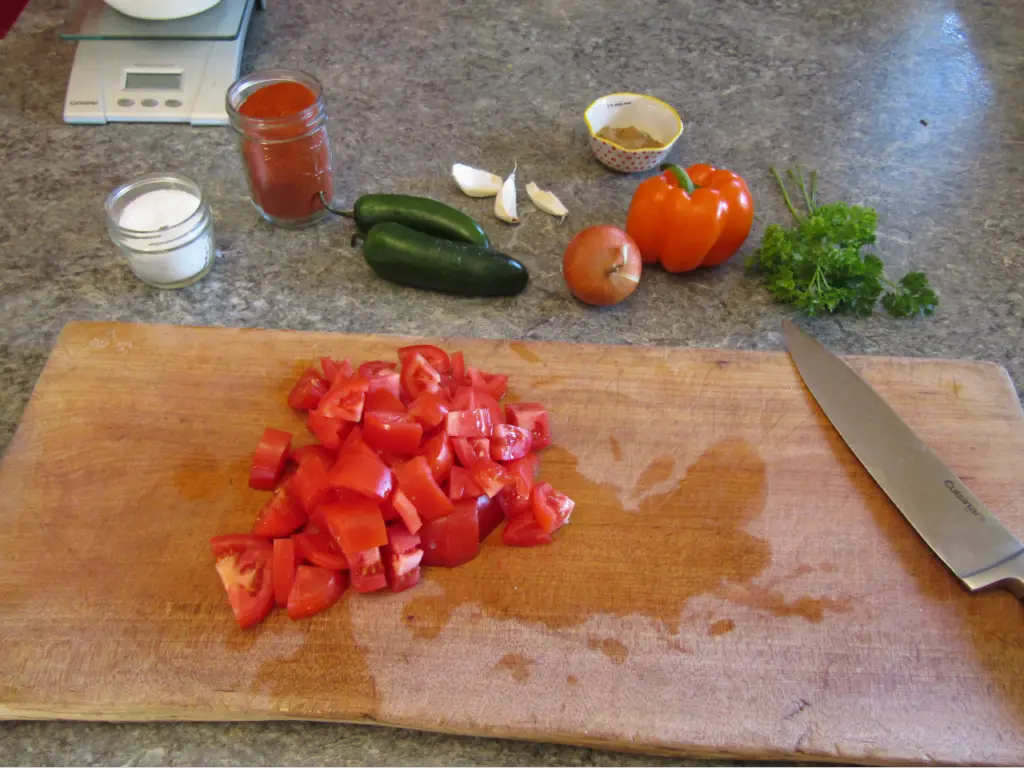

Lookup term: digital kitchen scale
[60,0,265,125]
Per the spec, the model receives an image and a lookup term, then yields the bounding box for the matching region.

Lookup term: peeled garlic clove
[526,182,568,218]
[451,163,502,197]
[495,167,519,224]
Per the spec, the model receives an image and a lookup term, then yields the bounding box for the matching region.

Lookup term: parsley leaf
[747,167,938,318]
[882,272,938,317]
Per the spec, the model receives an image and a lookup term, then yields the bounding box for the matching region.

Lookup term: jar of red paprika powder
[226,68,334,228]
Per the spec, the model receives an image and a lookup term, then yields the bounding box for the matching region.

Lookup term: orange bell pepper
[625,163,754,273]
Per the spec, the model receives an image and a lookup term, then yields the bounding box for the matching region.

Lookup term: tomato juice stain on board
[404,438,783,639]
[633,455,674,495]
[718,584,850,622]
[495,653,534,682]
[529,375,566,389]
[509,342,541,364]
[588,637,628,664]
[253,595,379,719]
[708,619,735,636]
[609,435,623,462]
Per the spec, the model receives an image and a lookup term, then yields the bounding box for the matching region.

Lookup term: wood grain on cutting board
[1,321,1022,766]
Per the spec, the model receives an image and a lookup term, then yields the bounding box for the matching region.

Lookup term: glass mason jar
[226,68,335,228]
[104,173,215,289]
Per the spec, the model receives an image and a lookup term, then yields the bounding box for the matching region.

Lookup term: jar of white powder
[104,173,215,289]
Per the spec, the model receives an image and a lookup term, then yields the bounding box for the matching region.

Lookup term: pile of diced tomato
[210,344,575,628]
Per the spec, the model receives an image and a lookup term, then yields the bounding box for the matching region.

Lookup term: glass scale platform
[61,0,264,125]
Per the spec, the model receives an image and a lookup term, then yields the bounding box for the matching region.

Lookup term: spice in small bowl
[104,173,215,289]
[584,93,683,173]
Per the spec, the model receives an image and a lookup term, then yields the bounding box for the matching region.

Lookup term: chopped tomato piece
[339,425,377,459]
[277,461,299,490]
[389,488,422,534]
[328,450,393,502]
[384,551,422,592]
[376,450,408,469]
[357,360,397,379]
[478,495,504,541]
[496,454,538,517]
[502,514,553,547]
[505,403,552,450]
[210,534,274,628]
[452,436,490,469]
[287,565,345,620]
[531,482,575,533]
[292,522,349,570]
[420,431,454,483]
[472,390,503,432]
[400,352,443,402]
[448,465,483,501]
[320,357,353,385]
[306,409,351,450]
[363,411,424,455]
[420,499,480,567]
[450,386,477,411]
[288,368,330,410]
[317,376,369,422]
[286,455,332,512]
[273,537,298,607]
[364,387,406,414]
[506,452,541,481]
[450,350,467,388]
[446,409,492,438]
[383,522,423,593]
[290,444,337,472]
[249,427,292,491]
[407,389,451,430]
[386,521,420,553]
[496,476,532,518]
[252,487,307,539]
[379,493,400,522]
[468,457,514,498]
[394,455,453,522]
[398,344,451,373]
[349,547,387,592]
[322,499,388,555]
[490,424,532,461]
[468,367,509,400]
[366,369,402,402]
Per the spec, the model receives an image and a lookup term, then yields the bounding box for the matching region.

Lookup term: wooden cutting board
[1,321,1022,766]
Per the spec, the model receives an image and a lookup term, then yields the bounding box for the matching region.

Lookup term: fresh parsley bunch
[747,167,937,318]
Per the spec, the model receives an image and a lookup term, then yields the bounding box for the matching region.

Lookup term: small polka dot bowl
[583,93,683,173]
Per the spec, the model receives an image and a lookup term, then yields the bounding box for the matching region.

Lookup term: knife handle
[962,552,1024,602]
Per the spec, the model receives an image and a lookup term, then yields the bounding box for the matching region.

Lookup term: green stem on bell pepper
[660,163,697,195]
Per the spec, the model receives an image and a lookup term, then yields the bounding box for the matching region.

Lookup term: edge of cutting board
[34,319,1024,394]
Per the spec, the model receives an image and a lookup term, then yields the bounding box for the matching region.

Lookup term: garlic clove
[451,163,503,197]
[526,182,569,219]
[494,166,519,224]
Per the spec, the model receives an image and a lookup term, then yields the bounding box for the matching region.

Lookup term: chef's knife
[781,319,1024,601]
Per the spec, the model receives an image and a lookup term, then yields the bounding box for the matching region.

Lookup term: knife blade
[781,319,1024,601]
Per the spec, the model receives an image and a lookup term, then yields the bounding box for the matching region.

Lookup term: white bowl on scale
[102,0,223,21]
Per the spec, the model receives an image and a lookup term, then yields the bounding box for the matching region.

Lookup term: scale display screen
[124,72,182,90]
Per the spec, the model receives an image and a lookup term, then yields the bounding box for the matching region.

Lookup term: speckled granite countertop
[1,0,1022,764]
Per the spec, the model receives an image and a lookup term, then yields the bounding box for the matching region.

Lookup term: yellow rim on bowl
[583,92,684,153]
